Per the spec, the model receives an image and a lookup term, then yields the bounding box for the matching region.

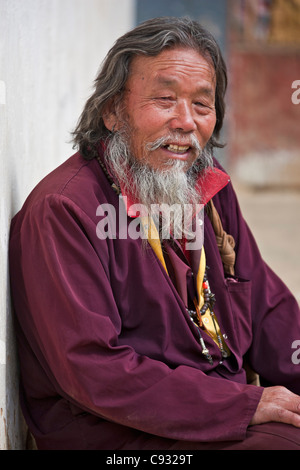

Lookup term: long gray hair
[72,16,227,160]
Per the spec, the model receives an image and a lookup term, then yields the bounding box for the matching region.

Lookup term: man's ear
[102,98,120,132]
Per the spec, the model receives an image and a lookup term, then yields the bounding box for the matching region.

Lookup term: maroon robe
[9,149,300,449]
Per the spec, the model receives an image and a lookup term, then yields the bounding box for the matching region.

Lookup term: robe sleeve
[213,180,300,396]
[12,193,263,443]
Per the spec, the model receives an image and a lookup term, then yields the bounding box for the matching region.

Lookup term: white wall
[0,0,135,449]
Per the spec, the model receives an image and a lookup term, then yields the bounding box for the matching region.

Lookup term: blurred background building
[228,0,300,188]
[1,0,300,449]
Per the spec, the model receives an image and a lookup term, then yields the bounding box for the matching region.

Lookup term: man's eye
[154,97,174,107]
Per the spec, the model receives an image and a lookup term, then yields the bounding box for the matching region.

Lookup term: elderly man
[9,17,300,450]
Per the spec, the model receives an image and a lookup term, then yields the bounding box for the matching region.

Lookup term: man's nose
[169,101,197,133]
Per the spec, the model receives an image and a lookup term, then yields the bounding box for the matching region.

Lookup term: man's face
[106,47,217,172]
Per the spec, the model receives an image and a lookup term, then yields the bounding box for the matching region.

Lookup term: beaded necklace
[187,269,229,364]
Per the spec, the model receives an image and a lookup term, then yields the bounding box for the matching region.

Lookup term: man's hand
[250,386,300,428]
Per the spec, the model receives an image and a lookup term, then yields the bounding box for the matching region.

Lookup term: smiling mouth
[163,144,191,155]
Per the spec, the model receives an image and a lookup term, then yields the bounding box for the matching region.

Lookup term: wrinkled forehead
[126,47,216,91]
[126,48,216,97]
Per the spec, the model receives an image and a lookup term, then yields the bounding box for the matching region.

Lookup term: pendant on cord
[187,268,230,363]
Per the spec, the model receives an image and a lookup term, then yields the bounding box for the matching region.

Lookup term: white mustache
[146,133,202,153]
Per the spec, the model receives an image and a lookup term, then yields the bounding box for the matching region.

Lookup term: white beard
[104,129,213,241]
